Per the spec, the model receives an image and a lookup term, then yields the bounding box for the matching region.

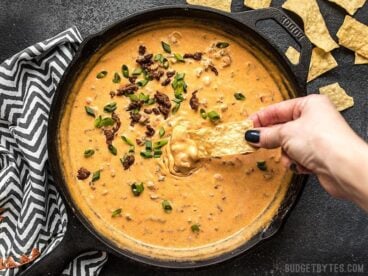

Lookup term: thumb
[245,125,283,149]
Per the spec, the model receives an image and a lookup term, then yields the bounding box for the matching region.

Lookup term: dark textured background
[1,0,367,275]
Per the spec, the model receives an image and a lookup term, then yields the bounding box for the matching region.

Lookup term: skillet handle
[20,207,105,276]
[231,8,312,89]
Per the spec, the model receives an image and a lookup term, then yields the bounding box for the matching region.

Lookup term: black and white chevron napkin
[0,27,107,276]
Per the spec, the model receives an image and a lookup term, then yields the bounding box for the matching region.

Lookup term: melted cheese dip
[60,22,293,261]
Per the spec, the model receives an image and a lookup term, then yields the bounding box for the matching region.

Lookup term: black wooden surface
[1,0,367,275]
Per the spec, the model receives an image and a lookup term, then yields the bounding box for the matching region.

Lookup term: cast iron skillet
[22,5,311,276]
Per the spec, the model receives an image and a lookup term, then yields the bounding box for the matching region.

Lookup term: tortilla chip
[337,16,368,59]
[244,0,272,9]
[355,53,368,64]
[186,0,232,12]
[319,82,354,111]
[307,47,338,82]
[328,0,366,16]
[285,46,300,65]
[189,120,256,158]
[282,0,339,52]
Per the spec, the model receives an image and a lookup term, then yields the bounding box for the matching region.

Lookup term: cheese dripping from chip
[167,120,256,176]
[186,0,232,12]
[282,0,339,52]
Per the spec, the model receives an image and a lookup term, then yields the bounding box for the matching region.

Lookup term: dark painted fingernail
[290,163,298,173]
[245,130,260,143]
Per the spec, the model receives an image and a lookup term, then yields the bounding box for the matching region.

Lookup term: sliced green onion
[145,140,152,151]
[161,41,171,53]
[132,67,143,76]
[122,64,129,78]
[216,42,229,48]
[131,182,144,196]
[112,72,121,83]
[162,58,169,69]
[257,160,267,171]
[162,200,172,213]
[191,224,200,233]
[154,140,168,149]
[207,111,220,123]
[108,144,117,155]
[92,170,100,182]
[121,136,135,146]
[153,149,162,158]
[138,93,149,102]
[96,71,107,79]
[200,108,207,119]
[85,106,95,117]
[94,116,114,128]
[154,54,164,62]
[146,98,156,105]
[103,102,117,113]
[172,103,180,114]
[84,149,95,158]
[137,79,149,87]
[174,53,185,62]
[140,151,153,158]
[159,127,165,138]
[111,208,122,217]
[234,92,246,101]
[129,94,139,102]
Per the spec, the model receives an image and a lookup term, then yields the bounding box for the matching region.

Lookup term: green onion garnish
[161,41,171,53]
[153,149,162,158]
[154,140,168,149]
[108,144,117,155]
[84,149,95,158]
[162,58,169,69]
[112,72,121,83]
[137,79,149,87]
[85,106,95,117]
[122,64,129,78]
[140,151,153,158]
[200,108,207,119]
[207,111,220,123]
[132,68,143,76]
[162,200,172,213]
[92,170,100,182]
[138,93,149,102]
[103,102,117,113]
[131,182,144,196]
[234,92,246,101]
[94,116,115,128]
[174,53,185,62]
[154,54,164,62]
[96,71,107,79]
[121,136,134,146]
[172,103,180,114]
[145,140,152,151]
[111,208,122,217]
[159,127,165,138]
[216,42,229,48]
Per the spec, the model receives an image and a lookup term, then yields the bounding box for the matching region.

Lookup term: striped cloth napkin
[0,27,107,276]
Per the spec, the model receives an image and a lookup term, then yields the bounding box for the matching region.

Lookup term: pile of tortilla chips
[186,0,367,111]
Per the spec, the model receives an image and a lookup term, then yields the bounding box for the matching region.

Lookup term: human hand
[245,94,368,211]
